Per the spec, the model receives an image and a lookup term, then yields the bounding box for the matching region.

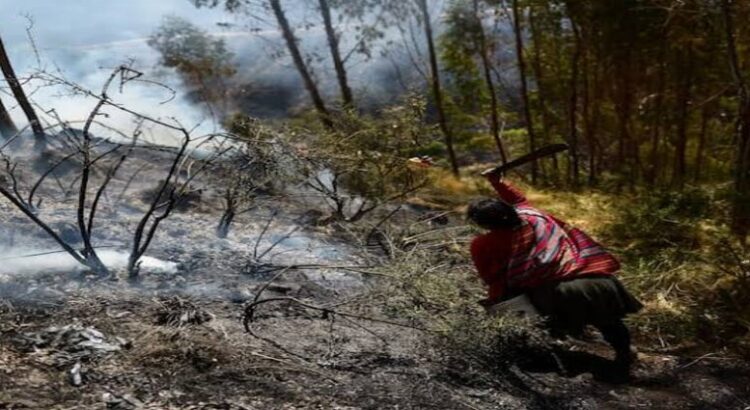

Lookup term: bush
[608,187,712,261]
[286,98,434,221]
[374,247,555,384]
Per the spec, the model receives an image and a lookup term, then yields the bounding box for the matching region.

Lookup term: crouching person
[467,170,642,378]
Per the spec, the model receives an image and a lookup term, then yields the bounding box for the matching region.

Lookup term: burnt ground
[0,139,749,409]
[1,273,749,410]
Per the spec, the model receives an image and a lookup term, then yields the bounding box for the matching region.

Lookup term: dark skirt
[525,276,643,335]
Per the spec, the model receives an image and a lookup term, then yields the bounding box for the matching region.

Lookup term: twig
[243,296,428,332]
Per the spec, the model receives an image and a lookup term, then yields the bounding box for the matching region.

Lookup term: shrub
[607,187,711,261]
[374,247,555,384]
[287,97,433,222]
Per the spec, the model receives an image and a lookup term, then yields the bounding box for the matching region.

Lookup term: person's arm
[484,173,529,206]
[470,237,507,303]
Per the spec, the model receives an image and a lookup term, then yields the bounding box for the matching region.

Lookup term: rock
[68,362,83,386]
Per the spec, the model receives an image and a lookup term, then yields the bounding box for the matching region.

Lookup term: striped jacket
[470,180,620,301]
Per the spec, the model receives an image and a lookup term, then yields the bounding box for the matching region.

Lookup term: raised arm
[484,173,529,206]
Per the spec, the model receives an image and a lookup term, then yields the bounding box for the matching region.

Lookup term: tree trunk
[417,0,460,176]
[613,47,634,190]
[672,49,693,188]
[528,7,555,178]
[269,0,333,128]
[722,0,750,241]
[474,0,507,163]
[581,43,593,185]
[568,21,582,186]
[511,0,538,183]
[646,41,667,185]
[0,96,17,139]
[318,0,354,109]
[693,104,709,183]
[0,36,44,140]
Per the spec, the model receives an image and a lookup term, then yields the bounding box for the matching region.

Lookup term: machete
[481,143,569,176]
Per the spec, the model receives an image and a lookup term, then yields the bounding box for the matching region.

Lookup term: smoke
[0,247,177,277]
[0,0,236,145]
[0,0,440,138]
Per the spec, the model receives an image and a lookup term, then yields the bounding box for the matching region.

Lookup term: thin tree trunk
[0,36,44,140]
[474,0,507,163]
[0,96,17,139]
[581,41,593,185]
[318,0,354,109]
[417,0,459,176]
[511,0,538,183]
[647,41,667,185]
[528,7,555,178]
[721,0,750,240]
[269,0,333,128]
[568,21,582,186]
[694,104,709,183]
[672,49,693,188]
[613,47,634,190]
[590,56,603,182]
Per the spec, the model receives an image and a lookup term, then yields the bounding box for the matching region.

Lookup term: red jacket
[470,179,619,301]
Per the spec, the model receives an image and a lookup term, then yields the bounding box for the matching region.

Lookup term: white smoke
[0,247,177,277]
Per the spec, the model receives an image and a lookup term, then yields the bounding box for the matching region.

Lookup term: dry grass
[408,171,749,354]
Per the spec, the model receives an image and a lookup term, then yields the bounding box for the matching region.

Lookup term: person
[467,170,643,377]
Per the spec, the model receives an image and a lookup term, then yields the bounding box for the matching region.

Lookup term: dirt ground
[1,276,749,410]
[1,140,749,409]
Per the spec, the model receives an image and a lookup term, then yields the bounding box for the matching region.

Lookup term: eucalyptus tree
[0,35,44,140]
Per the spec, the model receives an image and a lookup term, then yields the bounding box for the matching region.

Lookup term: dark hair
[467,198,522,230]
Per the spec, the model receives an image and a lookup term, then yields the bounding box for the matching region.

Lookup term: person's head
[467,198,522,230]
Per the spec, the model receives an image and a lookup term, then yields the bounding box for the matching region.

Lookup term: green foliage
[288,95,434,221]
[607,188,712,261]
[439,1,490,149]
[148,15,235,104]
[599,187,750,351]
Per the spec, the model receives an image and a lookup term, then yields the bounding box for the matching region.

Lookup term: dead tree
[416,0,460,177]
[215,145,275,239]
[0,140,130,276]
[319,0,354,109]
[0,36,44,140]
[269,0,333,128]
[0,96,18,138]
[0,65,229,279]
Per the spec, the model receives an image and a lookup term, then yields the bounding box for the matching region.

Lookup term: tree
[191,0,334,127]
[148,16,237,118]
[269,0,333,128]
[417,0,460,176]
[473,0,507,162]
[318,0,354,108]
[510,0,538,183]
[0,36,44,140]
[722,0,750,240]
[567,16,581,185]
[0,96,17,139]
